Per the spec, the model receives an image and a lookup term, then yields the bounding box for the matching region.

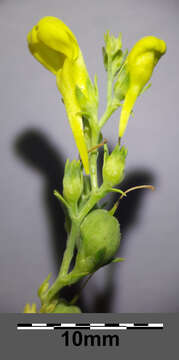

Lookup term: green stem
[89,130,99,191]
[99,57,114,129]
[107,58,113,105]
[78,184,108,222]
[44,220,80,303]
[99,105,115,129]
[59,220,79,277]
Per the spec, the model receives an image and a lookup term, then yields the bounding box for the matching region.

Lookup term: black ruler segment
[17,322,164,331]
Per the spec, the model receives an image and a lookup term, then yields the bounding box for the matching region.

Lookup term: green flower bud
[103,31,127,78]
[63,159,83,204]
[103,145,127,187]
[104,31,122,58]
[52,299,81,313]
[74,209,121,273]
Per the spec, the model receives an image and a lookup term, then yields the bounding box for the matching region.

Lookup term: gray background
[0,0,178,312]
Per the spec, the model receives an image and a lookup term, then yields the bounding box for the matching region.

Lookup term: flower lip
[27,16,90,174]
[36,16,79,60]
[127,36,167,65]
[27,16,79,74]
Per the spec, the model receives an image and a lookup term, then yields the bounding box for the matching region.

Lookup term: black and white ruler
[17,322,164,331]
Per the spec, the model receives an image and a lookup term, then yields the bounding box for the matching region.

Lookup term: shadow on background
[14,128,83,307]
[14,130,155,313]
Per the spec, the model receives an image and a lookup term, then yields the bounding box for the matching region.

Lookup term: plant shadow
[14,130,155,313]
[14,128,83,308]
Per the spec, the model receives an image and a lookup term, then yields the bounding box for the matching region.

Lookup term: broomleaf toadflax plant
[24,16,166,313]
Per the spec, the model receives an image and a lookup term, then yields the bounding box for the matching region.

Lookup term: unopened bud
[103,145,127,187]
[63,159,83,204]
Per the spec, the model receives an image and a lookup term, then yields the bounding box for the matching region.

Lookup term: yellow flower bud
[119,36,166,138]
[27,16,89,174]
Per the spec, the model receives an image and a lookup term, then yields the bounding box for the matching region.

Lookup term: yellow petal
[27,16,78,74]
[57,51,89,174]
[27,26,65,74]
[36,17,79,60]
[119,36,166,138]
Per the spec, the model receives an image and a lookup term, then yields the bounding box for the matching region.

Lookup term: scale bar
[17,322,164,331]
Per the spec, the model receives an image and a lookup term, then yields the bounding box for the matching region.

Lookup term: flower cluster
[25,17,166,313]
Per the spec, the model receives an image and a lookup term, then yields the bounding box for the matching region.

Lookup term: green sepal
[102,46,108,71]
[111,49,125,77]
[104,31,122,58]
[53,189,69,208]
[63,159,83,205]
[53,189,71,234]
[94,248,106,268]
[62,270,90,286]
[103,144,128,187]
[94,74,99,102]
[38,273,52,301]
[75,86,88,108]
[75,76,99,124]
[112,257,125,263]
[139,82,152,96]
[114,64,130,102]
[103,143,109,167]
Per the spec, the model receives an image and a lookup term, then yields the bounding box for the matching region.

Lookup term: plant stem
[89,143,98,191]
[59,220,79,277]
[99,57,115,129]
[99,105,115,129]
[44,220,80,303]
[107,58,113,105]
[78,185,108,222]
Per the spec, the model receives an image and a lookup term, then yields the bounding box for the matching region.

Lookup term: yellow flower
[27,16,89,174]
[119,36,166,138]
[24,303,37,313]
